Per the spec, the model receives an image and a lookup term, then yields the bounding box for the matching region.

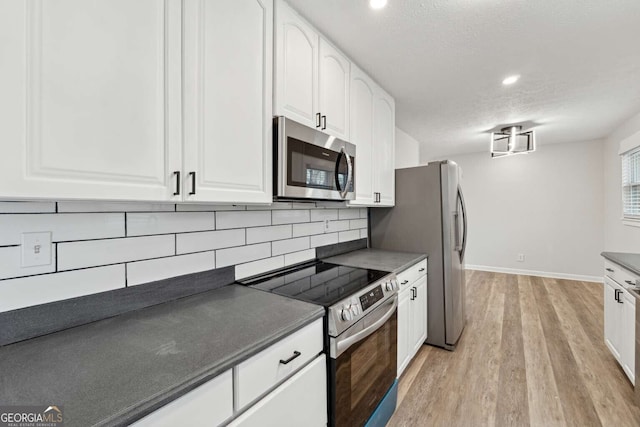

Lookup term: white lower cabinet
[397,261,428,376]
[229,355,327,427]
[133,319,326,426]
[132,370,233,426]
[603,261,636,386]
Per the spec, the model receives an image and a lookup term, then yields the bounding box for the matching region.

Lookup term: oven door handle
[334,297,397,358]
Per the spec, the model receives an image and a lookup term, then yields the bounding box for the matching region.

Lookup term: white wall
[604,110,640,253]
[395,127,420,169]
[447,140,605,281]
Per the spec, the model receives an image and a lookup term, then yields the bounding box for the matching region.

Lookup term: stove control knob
[385,281,395,292]
[350,304,360,316]
[341,307,353,321]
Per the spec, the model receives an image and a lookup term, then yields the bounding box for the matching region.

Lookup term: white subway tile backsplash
[284,249,316,267]
[235,256,285,280]
[0,201,56,213]
[0,245,56,280]
[246,225,292,244]
[216,243,271,268]
[338,209,361,220]
[360,229,368,239]
[339,230,361,243]
[359,208,368,219]
[58,201,175,213]
[272,210,310,225]
[272,237,310,256]
[177,204,246,212]
[0,265,125,313]
[127,252,216,286]
[127,212,215,237]
[292,222,325,237]
[176,229,245,254]
[310,233,338,248]
[326,220,350,233]
[0,213,124,246]
[292,202,316,209]
[57,235,175,271]
[216,211,271,229]
[310,209,338,222]
[349,219,368,230]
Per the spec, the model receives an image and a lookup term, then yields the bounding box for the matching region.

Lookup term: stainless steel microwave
[274,116,356,201]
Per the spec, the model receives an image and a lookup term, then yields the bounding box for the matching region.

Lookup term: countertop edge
[601,252,640,277]
[100,307,325,427]
[324,249,427,274]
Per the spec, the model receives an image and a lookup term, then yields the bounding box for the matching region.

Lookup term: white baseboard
[465,264,603,283]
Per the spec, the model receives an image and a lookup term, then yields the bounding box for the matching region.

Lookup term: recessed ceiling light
[370,0,387,10]
[502,75,520,85]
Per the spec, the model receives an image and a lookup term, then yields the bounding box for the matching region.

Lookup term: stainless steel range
[237,260,398,427]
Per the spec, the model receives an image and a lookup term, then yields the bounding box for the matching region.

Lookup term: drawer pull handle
[279,351,301,365]
[401,280,409,285]
[626,280,635,285]
[606,268,614,273]
[418,268,426,272]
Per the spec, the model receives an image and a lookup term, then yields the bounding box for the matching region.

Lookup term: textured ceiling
[286,0,640,159]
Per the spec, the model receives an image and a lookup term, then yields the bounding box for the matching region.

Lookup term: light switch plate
[21,232,52,267]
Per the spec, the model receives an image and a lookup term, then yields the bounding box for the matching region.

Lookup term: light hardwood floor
[389,270,640,427]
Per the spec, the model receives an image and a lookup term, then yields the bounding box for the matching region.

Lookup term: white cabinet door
[318,38,350,140]
[411,275,428,355]
[182,0,272,203]
[132,370,233,426]
[622,292,636,385]
[604,278,621,362]
[605,279,621,360]
[373,87,396,207]
[229,355,327,427]
[274,0,318,129]
[0,0,182,201]
[348,65,375,206]
[397,287,412,377]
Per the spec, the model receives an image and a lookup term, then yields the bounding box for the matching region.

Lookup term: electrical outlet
[517,254,525,262]
[21,232,52,267]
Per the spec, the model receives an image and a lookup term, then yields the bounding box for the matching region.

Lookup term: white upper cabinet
[349,66,375,206]
[274,0,318,129]
[182,0,273,203]
[318,38,350,140]
[0,0,182,201]
[374,88,396,207]
[274,0,349,140]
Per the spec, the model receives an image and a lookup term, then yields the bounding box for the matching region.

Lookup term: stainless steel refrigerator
[370,161,467,350]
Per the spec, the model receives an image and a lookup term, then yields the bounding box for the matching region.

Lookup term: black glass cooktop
[236,261,389,307]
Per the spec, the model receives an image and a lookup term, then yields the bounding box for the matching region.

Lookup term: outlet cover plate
[21,232,52,267]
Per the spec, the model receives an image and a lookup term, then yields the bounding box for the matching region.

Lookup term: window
[622,147,640,220]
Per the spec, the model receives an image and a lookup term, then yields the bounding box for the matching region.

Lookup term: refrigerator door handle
[458,186,468,262]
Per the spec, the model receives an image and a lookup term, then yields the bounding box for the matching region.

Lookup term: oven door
[329,297,397,427]
[275,116,355,201]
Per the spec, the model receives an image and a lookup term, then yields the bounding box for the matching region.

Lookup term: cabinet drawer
[132,370,232,427]
[605,260,640,289]
[234,318,323,410]
[397,259,428,289]
[229,355,327,427]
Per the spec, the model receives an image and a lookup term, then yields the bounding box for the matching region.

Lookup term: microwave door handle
[335,147,353,200]
[334,297,397,358]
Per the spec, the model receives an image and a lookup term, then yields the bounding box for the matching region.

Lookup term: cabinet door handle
[625,280,634,286]
[316,113,321,128]
[606,268,614,273]
[173,171,181,196]
[188,171,196,195]
[321,115,327,130]
[401,280,409,285]
[279,351,301,365]
[615,289,620,303]
[419,268,426,272]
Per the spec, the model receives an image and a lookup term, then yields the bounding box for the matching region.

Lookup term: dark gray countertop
[0,284,324,427]
[602,252,640,277]
[324,248,427,273]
